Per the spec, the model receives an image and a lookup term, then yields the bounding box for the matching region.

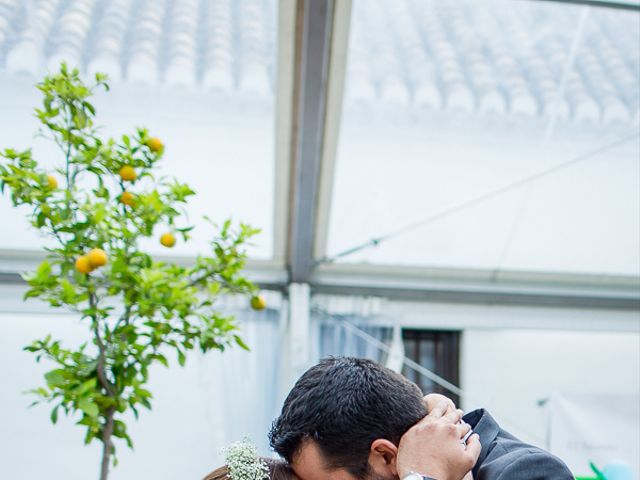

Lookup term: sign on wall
[549,393,639,479]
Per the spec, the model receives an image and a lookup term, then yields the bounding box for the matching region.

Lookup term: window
[0,0,278,259]
[327,0,640,275]
[403,329,461,406]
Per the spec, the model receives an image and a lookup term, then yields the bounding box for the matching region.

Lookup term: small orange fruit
[46,175,58,189]
[147,137,164,153]
[119,165,137,182]
[87,248,108,268]
[75,256,93,274]
[120,191,135,207]
[250,295,267,311]
[160,232,176,248]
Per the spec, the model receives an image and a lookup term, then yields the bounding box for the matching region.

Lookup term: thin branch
[188,270,215,288]
[64,110,74,215]
[113,304,132,332]
[99,407,116,480]
[89,289,116,397]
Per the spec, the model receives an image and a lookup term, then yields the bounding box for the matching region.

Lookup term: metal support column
[286,282,312,385]
[287,0,335,283]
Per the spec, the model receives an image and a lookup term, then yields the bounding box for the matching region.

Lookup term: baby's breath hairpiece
[223,438,269,480]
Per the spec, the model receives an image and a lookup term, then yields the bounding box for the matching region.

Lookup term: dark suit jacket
[463,409,573,480]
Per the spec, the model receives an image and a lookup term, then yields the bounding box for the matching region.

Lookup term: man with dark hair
[269,357,572,480]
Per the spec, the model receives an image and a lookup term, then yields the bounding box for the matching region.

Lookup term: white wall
[461,328,640,448]
[2,285,639,478]
[360,298,640,450]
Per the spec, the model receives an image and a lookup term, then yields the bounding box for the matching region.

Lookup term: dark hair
[269,357,426,478]
[203,458,294,480]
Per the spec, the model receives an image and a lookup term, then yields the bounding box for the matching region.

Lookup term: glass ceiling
[1,0,638,277]
[327,0,640,275]
[0,0,277,259]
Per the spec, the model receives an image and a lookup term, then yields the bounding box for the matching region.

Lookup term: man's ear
[369,439,399,477]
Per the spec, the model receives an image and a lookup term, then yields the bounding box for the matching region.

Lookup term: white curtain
[311,295,394,364]
[198,298,285,459]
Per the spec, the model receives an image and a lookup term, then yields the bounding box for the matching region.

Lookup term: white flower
[223,438,269,480]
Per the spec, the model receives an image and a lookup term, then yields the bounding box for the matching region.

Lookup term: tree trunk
[99,408,116,480]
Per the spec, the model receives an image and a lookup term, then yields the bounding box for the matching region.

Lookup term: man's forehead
[291,439,355,480]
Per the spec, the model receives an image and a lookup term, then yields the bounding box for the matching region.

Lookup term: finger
[444,404,458,417]
[442,406,463,424]
[423,393,456,412]
[423,394,454,417]
[426,400,448,418]
[457,422,472,439]
[443,405,462,421]
[413,405,448,428]
[465,434,482,462]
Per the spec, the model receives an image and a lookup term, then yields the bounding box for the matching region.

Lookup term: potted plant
[0,63,266,480]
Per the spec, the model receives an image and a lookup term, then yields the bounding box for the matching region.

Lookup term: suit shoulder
[480,437,573,480]
[497,448,573,479]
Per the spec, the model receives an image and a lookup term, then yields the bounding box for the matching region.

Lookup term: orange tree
[0,64,264,480]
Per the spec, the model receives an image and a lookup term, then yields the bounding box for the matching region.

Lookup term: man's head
[269,357,426,480]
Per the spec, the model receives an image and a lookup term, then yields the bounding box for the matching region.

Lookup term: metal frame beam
[531,0,640,10]
[286,283,312,381]
[312,283,640,310]
[313,0,352,261]
[287,0,335,283]
[0,248,288,291]
[273,0,298,265]
[0,249,638,310]
[312,264,640,310]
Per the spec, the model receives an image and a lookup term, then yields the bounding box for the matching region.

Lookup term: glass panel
[403,332,437,392]
[402,336,419,384]
[317,317,392,362]
[328,0,640,275]
[0,0,277,259]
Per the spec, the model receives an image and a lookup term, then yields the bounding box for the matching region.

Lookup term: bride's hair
[203,457,294,480]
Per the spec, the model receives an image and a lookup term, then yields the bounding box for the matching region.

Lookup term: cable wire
[492,7,590,280]
[340,319,465,397]
[318,132,639,265]
[337,318,548,445]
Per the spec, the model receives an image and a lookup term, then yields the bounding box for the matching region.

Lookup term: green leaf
[134,387,152,399]
[60,279,78,304]
[74,378,97,395]
[26,387,49,397]
[44,369,67,388]
[36,212,46,228]
[77,397,99,418]
[35,261,52,282]
[177,349,186,367]
[234,335,250,351]
[23,288,41,300]
[83,428,96,445]
[113,420,134,449]
[151,353,168,368]
[50,405,60,424]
